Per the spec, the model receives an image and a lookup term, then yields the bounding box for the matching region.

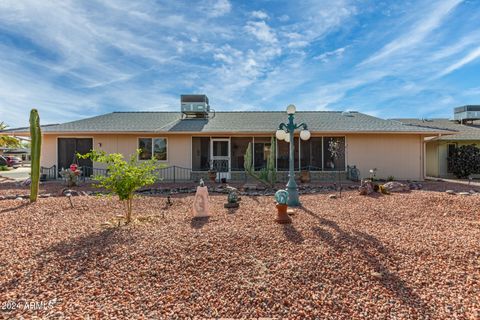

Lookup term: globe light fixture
[275,129,286,141]
[284,133,290,143]
[286,104,296,115]
[300,129,311,141]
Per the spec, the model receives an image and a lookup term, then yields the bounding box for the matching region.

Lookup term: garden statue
[274,189,291,224]
[224,186,239,208]
[193,179,210,217]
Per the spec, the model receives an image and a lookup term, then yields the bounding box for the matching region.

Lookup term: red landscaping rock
[0,190,479,318]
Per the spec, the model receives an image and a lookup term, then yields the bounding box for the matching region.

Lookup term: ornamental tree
[78,150,159,223]
[447,144,480,179]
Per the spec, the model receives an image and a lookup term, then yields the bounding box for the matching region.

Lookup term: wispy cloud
[313,47,347,62]
[244,20,278,44]
[208,0,232,17]
[251,10,268,20]
[360,0,463,65]
[436,46,480,78]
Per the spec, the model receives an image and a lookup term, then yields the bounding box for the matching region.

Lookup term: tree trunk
[125,198,133,224]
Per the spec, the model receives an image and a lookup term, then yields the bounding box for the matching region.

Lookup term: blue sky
[1,0,480,127]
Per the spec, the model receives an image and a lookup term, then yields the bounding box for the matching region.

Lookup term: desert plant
[227,190,238,203]
[78,150,160,223]
[59,164,82,187]
[328,138,343,196]
[448,144,480,178]
[379,184,390,195]
[244,136,276,187]
[29,109,42,203]
[387,175,395,181]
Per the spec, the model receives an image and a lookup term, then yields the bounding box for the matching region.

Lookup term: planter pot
[275,203,291,224]
[208,171,217,182]
[300,170,311,183]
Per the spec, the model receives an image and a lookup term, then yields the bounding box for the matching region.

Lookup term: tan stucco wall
[346,134,423,180]
[41,133,426,180]
[42,134,57,168]
[40,134,192,169]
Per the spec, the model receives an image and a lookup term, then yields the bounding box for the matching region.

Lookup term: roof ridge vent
[342,111,354,117]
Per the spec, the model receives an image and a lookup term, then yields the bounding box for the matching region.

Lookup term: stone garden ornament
[193,179,210,217]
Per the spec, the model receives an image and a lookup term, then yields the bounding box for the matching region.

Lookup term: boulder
[445,190,456,195]
[359,180,375,195]
[458,192,470,196]
[409,182,423,190]
[61,189,79,196]
[383,181,410,193]
[328,194,337,199]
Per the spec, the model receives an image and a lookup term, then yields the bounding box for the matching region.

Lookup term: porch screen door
[211,139,230,179]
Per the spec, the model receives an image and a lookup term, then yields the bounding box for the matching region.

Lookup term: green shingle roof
[395,118,480,141]
[2,112,453,134]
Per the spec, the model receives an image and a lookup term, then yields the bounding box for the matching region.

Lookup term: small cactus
[275,190,289,205]
[227,191,238,203]
[29,109,42,202]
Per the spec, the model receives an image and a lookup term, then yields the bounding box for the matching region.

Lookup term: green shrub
[447,144,480,178]
[0,165,8,171]
[387,175,395,181]
[78,150,160,223]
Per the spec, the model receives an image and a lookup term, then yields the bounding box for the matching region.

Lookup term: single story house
[396,105,480,178]
[2,95,453,182]
[0,147,30,162]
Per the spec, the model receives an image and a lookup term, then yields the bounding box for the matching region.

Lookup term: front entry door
[57,138,93,175]
[211,139,230,180]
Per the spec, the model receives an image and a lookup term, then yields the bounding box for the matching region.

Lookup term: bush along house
[1,95,453,182]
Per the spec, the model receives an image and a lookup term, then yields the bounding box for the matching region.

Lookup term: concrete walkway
[425,176,480,187]
[0,166,30,181]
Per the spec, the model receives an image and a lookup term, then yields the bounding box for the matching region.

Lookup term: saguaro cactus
[29,109,42,202]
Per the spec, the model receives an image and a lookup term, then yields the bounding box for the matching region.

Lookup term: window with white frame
[138,138,167,160]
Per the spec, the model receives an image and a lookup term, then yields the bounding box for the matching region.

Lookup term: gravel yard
[1,190,479,319]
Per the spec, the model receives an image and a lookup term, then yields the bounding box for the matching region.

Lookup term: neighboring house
[1,95,451,181]
[0,148,31,162]
[396,105,480,178]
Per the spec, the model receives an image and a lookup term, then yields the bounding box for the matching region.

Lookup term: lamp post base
[286,178,300,207]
